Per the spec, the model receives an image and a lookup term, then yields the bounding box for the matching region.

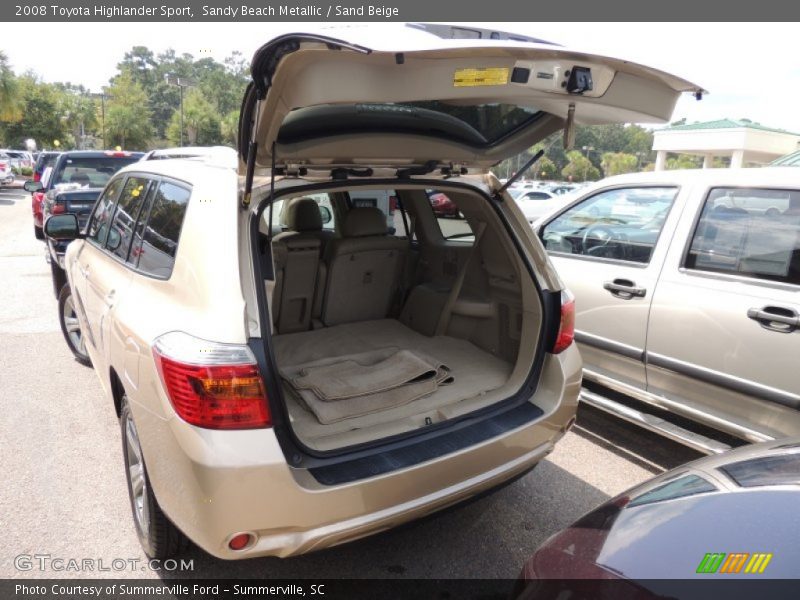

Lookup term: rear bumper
[133,347,581,559]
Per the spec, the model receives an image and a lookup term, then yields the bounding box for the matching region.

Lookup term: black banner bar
[3,0,800,22]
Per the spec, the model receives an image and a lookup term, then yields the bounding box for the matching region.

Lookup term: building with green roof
[652,118,800,170]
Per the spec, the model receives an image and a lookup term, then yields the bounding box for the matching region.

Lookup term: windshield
[53,156,140,187]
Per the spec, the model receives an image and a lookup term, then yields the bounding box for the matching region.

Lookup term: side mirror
[319,205,333,225]
[44,214,81,241]
[24,180,43,193]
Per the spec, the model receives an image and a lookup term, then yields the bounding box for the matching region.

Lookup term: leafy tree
[0,51,22,124]
[601,152,639,176]
[105,73,152,150]
[166,89,220,146]
[220,110,240,146]
[562,150,600,182]
[535,156,557,180]
[56,83,98,149]
[666,154,701,170]
[3,75,71,149]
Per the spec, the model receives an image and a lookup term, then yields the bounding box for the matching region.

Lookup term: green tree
[0,51,22,124]
[3,75,71,149]
[220,110,239,146]
[166,89,220,146]
[561,150,600,182]
[105,73,152,149]
[535,155,557,180]
[601,152,639,176]
[57,84,98,149]
[666,154,701,170]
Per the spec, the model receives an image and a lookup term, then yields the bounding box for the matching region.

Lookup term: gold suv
[45,30,701,559]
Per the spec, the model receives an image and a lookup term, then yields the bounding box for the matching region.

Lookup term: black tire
[120,396,189,559]
[57,285,91,367]
[34,225,44,240]
[50,259,67,299]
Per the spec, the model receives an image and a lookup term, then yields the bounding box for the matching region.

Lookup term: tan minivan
[45,30,701,559]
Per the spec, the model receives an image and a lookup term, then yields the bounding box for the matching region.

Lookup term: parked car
[538,168,800,453]
[514,438,800,592]
[0,149,33,170]
[548,184,577,195]
[45,29,700,560]
[0,152,13,185]
[32,150,61,183]
[140,145,238,169]
[25,150,142,240]
[513,189,574,224]
[427,189,460,217]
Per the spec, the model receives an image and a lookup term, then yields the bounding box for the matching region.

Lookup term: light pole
[581,145,595,182]
[165,75,197,147]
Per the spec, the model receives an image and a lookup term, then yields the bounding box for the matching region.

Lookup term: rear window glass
[404,101,541,143]
[135,181,190,278]
[53,156,140,187]
[279,102,541,147]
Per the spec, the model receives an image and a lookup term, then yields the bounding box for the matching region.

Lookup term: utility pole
[165,75,197,147]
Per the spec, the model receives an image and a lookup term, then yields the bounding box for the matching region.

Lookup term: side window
[87,176,125,247]
[542,187,678,264]
[427,189,474,244]
[685,187,800,285]
[106,177,151,261]
[135,181,190,278]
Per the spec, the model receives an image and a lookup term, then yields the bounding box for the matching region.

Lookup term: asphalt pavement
[0,186,701,580]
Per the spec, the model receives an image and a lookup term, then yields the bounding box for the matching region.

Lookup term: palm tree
[0,51,23,123]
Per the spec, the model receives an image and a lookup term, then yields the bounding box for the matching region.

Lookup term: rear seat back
[322,207,406,326]
[272,198,328,333]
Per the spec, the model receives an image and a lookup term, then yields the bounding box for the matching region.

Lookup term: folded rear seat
[322,207,406,326]
[272,198,330,333]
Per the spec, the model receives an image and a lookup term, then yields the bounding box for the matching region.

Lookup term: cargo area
[259,183,544,452]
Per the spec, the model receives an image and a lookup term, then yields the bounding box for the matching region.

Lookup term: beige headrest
[342,207,387,237]
[284,197,322,232]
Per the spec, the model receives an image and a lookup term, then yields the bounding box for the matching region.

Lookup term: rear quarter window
[131,181,191,279]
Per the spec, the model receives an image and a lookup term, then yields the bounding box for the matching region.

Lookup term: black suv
[25,150,143,295]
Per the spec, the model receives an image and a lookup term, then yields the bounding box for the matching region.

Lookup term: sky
[3,21,800,134]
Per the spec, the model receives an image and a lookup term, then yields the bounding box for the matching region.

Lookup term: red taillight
[34,171,41,182]
[552,291,575,354]
[52,204,65,214]
[104,150,131,157]
[152,334,270,430]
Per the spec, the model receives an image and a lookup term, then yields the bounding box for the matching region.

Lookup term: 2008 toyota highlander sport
[45,30,703,559]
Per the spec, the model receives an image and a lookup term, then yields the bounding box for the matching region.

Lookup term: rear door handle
[603,278,647,299]
[747,306,799,332]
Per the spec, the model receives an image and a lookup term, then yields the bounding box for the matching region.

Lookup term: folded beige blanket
[280,348,453,425]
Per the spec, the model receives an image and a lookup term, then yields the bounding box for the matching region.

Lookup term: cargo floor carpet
[272,319,512,451]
